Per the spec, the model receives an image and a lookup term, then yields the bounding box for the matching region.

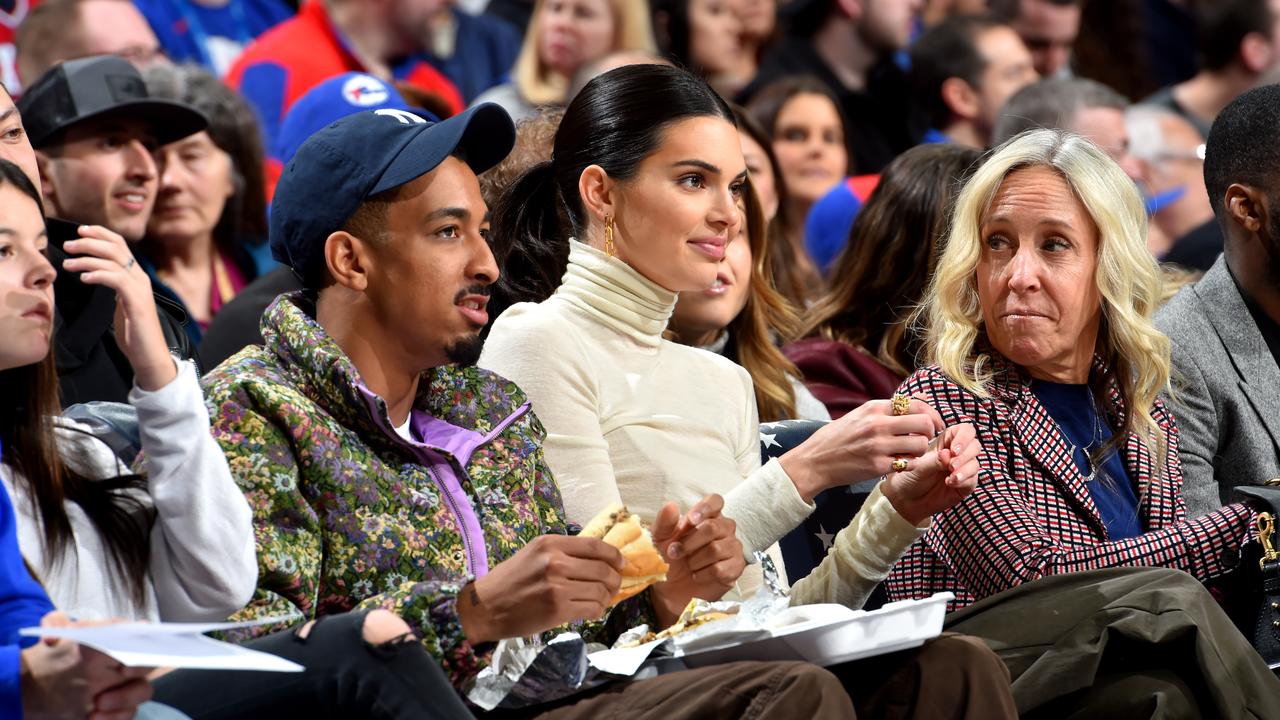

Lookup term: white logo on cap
[341,75,390,107]
[374,108,426,125]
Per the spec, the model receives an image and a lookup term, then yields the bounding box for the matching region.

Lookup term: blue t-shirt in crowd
[134,0,295,75]
[0,438,59,718]
[1031,380,1144,540]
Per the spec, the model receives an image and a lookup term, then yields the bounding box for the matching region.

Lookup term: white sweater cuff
[128,356,194,408]
[844,482,928,579]
[725,457,815,557]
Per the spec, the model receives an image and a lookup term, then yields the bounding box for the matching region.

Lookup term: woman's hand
[21,611,155,720]
[649,494,745,627]
[780,398,945,501]
[880,423,981,526]
[61,226,177,391]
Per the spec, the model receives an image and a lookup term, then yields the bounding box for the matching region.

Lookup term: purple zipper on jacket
[357,385,529,578]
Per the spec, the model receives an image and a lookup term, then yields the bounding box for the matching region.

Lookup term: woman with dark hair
[141,63,273,346]
[785,143,982,418]
[0,158,256,623]
[734,106,816,314]
[731,0,777,88]
[668,118,829,422]
[746,76,848,303]
[479,63,1013,715]
[652,0,749,96]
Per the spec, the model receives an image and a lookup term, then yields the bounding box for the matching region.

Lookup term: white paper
[587,637,670,675]
[21,615,305,672]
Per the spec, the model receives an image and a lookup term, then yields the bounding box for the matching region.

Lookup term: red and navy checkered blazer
[883,348,1253,610]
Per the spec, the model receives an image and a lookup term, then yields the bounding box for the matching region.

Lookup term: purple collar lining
[354,383,531,578]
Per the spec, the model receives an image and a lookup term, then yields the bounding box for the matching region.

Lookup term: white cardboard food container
[671,592,955,668]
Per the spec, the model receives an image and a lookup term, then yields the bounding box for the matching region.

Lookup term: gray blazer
[1155,257,1280,517]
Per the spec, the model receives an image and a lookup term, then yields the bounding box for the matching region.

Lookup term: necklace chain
[1045,393,1106,482]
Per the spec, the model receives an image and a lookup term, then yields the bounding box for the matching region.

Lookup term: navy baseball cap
[270,103,516,286]
[272,73,421,166]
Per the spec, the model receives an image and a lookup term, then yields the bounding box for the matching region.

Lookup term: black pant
[152,610,473,720]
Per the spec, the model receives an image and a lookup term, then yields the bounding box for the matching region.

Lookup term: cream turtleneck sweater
[480,240,923,606]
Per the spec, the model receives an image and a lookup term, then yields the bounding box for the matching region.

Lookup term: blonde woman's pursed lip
[1001,310,1054,322]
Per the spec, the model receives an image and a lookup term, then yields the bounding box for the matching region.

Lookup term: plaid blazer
[884,349,1253,610]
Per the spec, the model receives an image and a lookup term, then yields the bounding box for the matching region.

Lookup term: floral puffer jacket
[202,293,653,693]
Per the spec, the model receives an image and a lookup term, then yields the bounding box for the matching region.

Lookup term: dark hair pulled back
[490,64,735,313]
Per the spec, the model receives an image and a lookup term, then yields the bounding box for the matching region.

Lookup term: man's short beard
[445,333,485,367]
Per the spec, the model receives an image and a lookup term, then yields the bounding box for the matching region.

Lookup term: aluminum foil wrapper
[742,551,791,624]
[467,633,615,712]
[655,599,743,645]
[468,552,793,710]
[612,554,791,650]
[612,623,654,649]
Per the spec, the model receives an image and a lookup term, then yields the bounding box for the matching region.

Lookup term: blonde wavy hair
[513,0,657,107]
[921,129,1171,459]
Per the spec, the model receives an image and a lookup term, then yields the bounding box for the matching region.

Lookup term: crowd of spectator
[3,0,1280,718]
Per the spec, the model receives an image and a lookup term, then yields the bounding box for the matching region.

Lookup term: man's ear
[324,230,372,292]
[35,152,57,210]
[940,77,980,122]
[1240,32,1274,74]
[578,164,616,231]
[1225,183,1265,234]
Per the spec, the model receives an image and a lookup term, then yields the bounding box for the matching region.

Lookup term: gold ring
[891,458,909,472]
[891,394,910,416]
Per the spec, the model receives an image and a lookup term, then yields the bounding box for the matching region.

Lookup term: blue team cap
[1144,186,1187,215]
[270,103,515,286]
[272,73,423,166]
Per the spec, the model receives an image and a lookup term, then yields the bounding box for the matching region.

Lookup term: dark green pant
[945,566,1280,719]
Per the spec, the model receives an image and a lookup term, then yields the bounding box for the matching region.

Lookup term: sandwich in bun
[580,503,669,605]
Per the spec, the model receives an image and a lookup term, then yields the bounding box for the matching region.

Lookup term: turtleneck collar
[555,239,678,349]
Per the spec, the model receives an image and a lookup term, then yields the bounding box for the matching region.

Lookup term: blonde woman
[884,128,1256,608]
[873,128,1280,715]
[472,0,656,121]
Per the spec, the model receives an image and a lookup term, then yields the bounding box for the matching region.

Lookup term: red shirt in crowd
[225,0,463,154]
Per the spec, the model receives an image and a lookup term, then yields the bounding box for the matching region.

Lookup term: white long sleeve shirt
[481,240,923,605]
[2,360,257,621]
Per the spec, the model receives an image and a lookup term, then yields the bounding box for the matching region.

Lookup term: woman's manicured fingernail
[668,543,682,560]
[689,511,703,525]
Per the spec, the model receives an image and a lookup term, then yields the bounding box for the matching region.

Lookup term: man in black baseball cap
[17,54,206,406]
[20,54,205,243]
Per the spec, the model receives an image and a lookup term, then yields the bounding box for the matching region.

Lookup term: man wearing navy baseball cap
[168,105,849,715]
[198,72,425,369]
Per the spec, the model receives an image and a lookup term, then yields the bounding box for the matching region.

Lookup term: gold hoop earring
[603,215,616,257]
